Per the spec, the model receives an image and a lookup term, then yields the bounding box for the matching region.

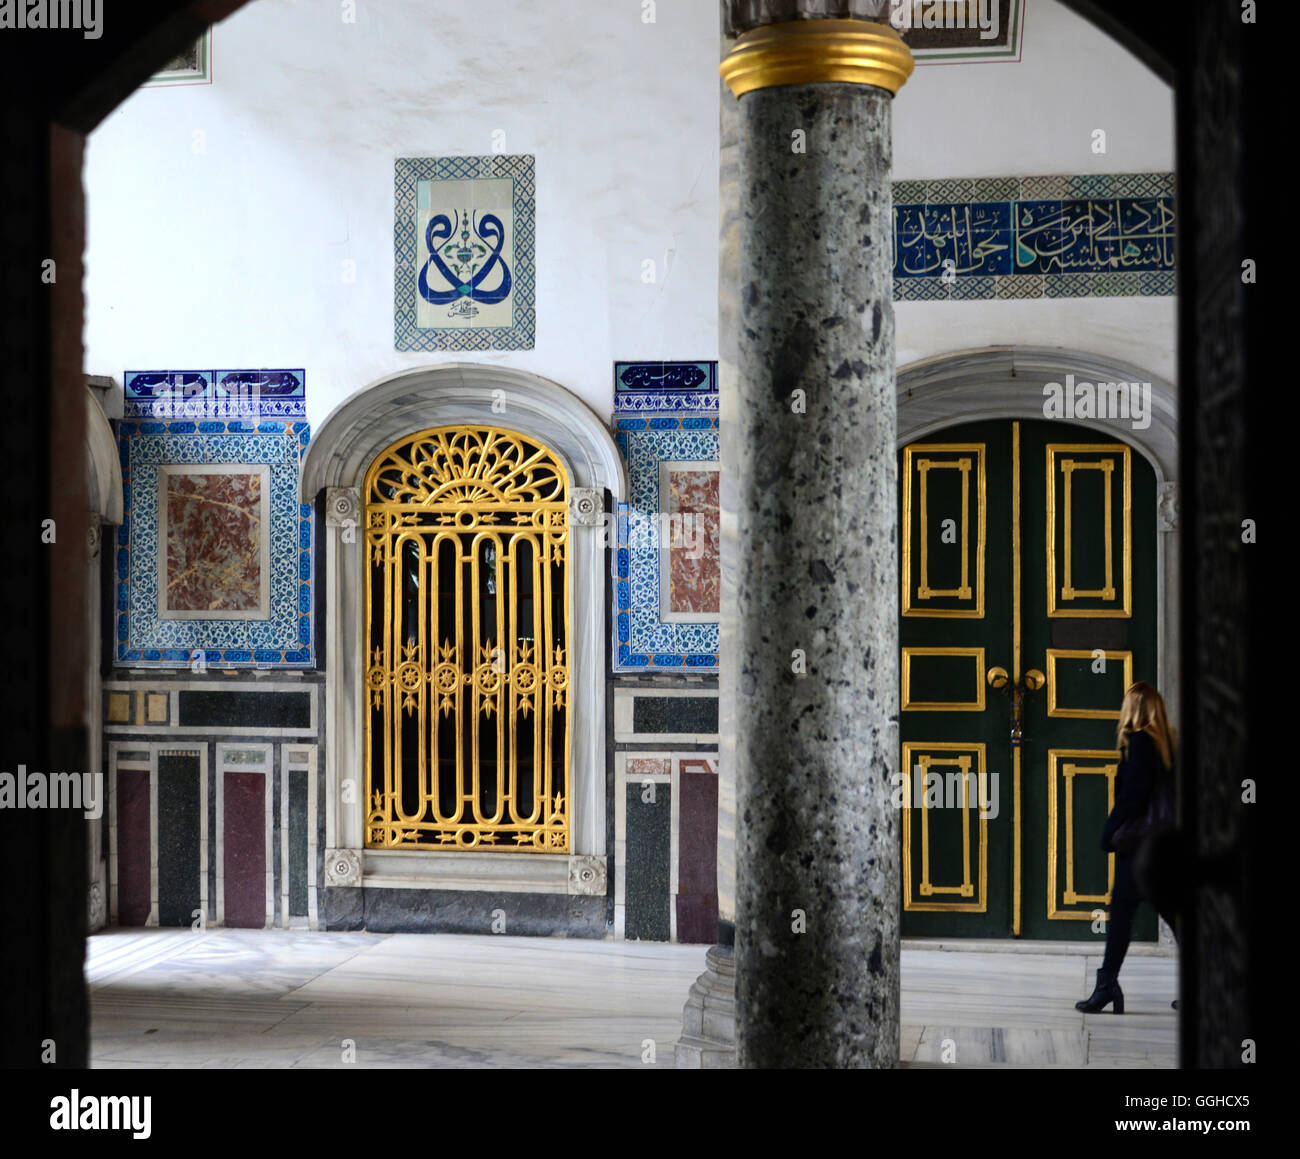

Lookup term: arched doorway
[898,416,1158,939]
[896,349,1175,940]
[362,424,573,853]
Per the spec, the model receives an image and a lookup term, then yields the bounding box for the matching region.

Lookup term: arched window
[363,426,571,852]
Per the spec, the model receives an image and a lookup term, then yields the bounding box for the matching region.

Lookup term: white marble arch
[300,364,627,893]
[895,345,1180,726]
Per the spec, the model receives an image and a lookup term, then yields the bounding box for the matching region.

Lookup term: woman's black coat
[1101,729,1169,854]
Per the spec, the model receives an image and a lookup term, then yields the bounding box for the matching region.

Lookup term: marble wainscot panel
[116,370,312,668]
[614,752,719,944]
[394,155,536,352]
[612,404,719,672]
[892,172,1175,301]
[104,704,322,931]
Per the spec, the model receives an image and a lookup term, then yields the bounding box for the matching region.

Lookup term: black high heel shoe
[1076,968,1124,1014]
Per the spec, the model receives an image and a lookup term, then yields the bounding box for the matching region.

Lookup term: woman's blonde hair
[1117,681,1175,769]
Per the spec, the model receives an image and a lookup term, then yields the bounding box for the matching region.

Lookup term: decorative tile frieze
[394,155,536,352]
[614,361,718,414]
[123,370,305,418]
[892,173,1176,300]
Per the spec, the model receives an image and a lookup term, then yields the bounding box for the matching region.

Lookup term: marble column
[723,9,911,1069]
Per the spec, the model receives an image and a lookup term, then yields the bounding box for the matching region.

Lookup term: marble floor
[87,929,1177,1068]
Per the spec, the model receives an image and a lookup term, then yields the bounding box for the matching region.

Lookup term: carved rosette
[325,486,361,528]
[568,487,603,527]
[87,512,102,559]
[1157,481,1179,532]
[568,855,607,896]
[325,848,362,888]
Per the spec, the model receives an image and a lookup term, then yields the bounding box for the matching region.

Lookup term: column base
[675,944,737,1068]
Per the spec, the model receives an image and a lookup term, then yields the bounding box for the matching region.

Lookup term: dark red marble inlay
[676,766,718,943]
[166,472,262,612]
[116,769,150,926]
[222,772,266,929]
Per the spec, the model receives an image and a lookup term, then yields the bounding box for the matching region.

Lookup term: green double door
[898,419,1156,939]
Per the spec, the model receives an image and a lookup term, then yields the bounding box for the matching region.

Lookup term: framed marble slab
[157,464,271,620]
[612,415,719,672]
[115,418,314,668]
[394,155,536,351]
[657,460,720,624]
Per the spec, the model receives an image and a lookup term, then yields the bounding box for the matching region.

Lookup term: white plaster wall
[85,0,721,428]
[895,0,1174,179]
[892,0,1177,379]
[86,0,1178,424]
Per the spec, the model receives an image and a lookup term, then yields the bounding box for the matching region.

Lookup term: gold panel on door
[1046,444,1131,618]
[1046,748,1118,920]
[902,443,986,619]
[901,646,986,712]
[901,742,988,912]
[1045,648,1134,719]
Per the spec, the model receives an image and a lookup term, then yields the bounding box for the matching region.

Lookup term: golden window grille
[363,425,570,852]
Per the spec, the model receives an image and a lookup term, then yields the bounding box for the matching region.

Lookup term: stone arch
[301,364,624,895]
[896,345,1180,722]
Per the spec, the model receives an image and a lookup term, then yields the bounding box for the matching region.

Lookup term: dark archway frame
[0,1,1259,1069]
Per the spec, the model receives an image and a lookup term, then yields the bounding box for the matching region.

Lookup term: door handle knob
[1024,668,1045,691]
[986,666,1008,689]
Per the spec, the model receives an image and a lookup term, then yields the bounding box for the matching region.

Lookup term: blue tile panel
[394,154,536,352]
[891,172,1176,300]
[612,415,719,673]
[124,370,305,418]
[614,361,718,414]
[115,415,314,669]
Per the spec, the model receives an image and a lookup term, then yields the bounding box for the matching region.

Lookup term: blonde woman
[1075,682,1177,1014]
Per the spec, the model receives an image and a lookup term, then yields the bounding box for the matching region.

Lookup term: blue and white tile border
[394,154,537,352]
[612,415,719,672]
[115,417,314,668]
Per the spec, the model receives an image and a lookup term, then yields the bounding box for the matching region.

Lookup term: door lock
[987,666,1046,747]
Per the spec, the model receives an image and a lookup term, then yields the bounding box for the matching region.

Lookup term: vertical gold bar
[1012,421,1021,935]
[960,758,972,895]
[1064,765,1075,904]
[959,459,970,595]
[918,461,930,596]
[1103,459,1114,598]
[919,756,931,896]
[1062,461,1074,599]
[493,532,505,826]
[532,533,544,827]
[469,534,482,827]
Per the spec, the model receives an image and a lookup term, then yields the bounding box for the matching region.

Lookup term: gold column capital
[720,18,914,98]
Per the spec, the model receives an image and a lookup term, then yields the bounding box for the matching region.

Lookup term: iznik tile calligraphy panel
[891,173,1175,300]
[613,361,718,414]
[394,155,536,352]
